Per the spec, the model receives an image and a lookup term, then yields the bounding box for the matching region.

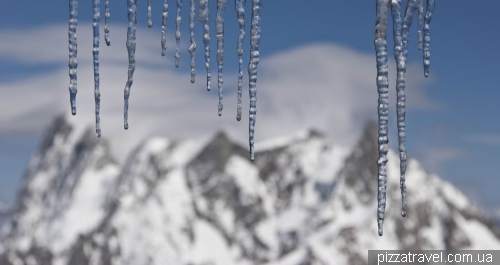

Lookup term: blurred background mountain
[0,115,498,265]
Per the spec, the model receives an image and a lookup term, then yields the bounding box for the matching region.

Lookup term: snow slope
[0,116,499,265]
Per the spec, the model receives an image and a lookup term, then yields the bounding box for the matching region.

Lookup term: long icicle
[235,0,246,121]
[198,0,211,91]
[68,0,78,115]
[189,0,197,83]
[161,0,169,56]
[390,0,407,218]
[124,0,137,130]
[147,0,153,28]
[93,0,101,137]
[216,0,227,116]
[423,0,435,77]
[175,0,183,68]
[104,0,110,46]
[248,0,261,161]
[375,0,390,237]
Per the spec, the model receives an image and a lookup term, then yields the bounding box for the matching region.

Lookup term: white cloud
[0,24,438,162]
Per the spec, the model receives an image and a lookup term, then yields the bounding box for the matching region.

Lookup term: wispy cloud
[0,24,438,162]
[417,147,466,174]
[466,134,500,146]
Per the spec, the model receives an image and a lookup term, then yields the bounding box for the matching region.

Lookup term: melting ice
[375,0,437,235]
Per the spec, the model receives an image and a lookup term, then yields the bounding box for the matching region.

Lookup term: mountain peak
[1,118,500,264]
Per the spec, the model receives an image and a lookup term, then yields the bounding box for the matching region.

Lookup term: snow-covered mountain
[0,115,499,265]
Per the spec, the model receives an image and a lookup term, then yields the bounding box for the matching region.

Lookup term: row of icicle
[68,0,262,161]
[375,0,435,236]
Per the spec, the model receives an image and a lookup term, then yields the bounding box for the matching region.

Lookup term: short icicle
[374,0,390,236]
[68,0,78,115]
[235,0,246,121]
[198,0,211,90]
[423,0,435,77]
[175,0,183,68]
[216,0,227,116]
[147,0,153,28]
[92,0,101,137]
[188,0,197,83]
[104,0,111,46]
[417,0,424,50]
[390,0,407,218]
[248,0,262,161]
[124,0,137,130]
[161,0,169,56]
[401,0,419,60]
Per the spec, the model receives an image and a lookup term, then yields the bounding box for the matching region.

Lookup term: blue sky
[0,0,499,218]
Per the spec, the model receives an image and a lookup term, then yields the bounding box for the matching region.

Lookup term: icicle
[235,0,246,121]
[417,0,424,50]
[248,0,261,162]
[402,0,419,59]
[147,0,153,28]
[216,0,227,116]
[175,0,183,68]
[390,0,407,218]
[423,0,435,77]
[161,0,169,56]
[198,0,211,91]
[188,0,196,83]
[68,0,78,115]
[374,0,389,236]
[104,0,110,46]
[92,0,101,137]
[124,0,137,130]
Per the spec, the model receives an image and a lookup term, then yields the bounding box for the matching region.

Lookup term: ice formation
[92,0,101,137]
[189,0,197,83]
[216,0,227,116]
[68,0,78,115]
[104,0,110,46]
[375,0,436,236]
[248,0,262,161]
[161,0,169,56]
[423,0,435,77]
[198,0,211,91]
[175,0,182,68]
[65,0,440,236]
[147,0,153,28]
[235,0,246,121]
[67,0,263,160]
[123,0,137,130]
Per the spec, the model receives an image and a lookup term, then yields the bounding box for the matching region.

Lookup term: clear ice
[68,0,78,115]
[189,0,197,83]
[235,0,246,121]
[417,0,424,50]
[124,0,137,130]
[374,0,389,237]
[216,0,227,116]
[402,0,420,60]
[147,0,153,28]
[248,0,261,161]
[391,0,407,218]
[175,0,183,68]
[104,0,111,46]
[423,0,435,77]
[93,0,101,137]
[161,0,169,56]
[198,0,211,91]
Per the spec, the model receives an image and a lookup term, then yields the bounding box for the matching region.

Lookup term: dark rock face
[340,120,378,205]
[0,117,499,265]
